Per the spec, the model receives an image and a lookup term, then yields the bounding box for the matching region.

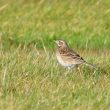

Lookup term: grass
[0,0,110,110]
[0,46,110,110]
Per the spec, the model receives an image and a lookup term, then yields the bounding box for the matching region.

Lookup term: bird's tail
[84,62,96,69]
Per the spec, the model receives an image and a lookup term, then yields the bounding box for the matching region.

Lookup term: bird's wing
[62,49,85,64]
[70,49,85,62]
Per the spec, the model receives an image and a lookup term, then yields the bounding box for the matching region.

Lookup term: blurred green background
[0,0,110,50]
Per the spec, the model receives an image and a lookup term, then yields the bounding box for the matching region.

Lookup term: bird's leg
[64,66,71,76]
[77,66,82,75]
[68,66,71,70]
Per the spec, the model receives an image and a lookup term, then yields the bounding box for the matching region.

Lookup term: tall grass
[0,45,110,110]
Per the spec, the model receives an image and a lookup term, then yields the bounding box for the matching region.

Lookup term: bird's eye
[59,41,63,45]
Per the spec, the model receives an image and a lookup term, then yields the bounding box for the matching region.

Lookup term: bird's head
[54,40,68,49]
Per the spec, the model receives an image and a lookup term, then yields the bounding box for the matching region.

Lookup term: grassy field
[0,0,110,110]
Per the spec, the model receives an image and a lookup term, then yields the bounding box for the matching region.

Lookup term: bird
[55,39,96,69]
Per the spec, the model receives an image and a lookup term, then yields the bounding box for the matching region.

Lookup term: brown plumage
[55,40,96,69]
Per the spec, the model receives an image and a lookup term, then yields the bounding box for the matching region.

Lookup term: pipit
[55,40,96,69]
